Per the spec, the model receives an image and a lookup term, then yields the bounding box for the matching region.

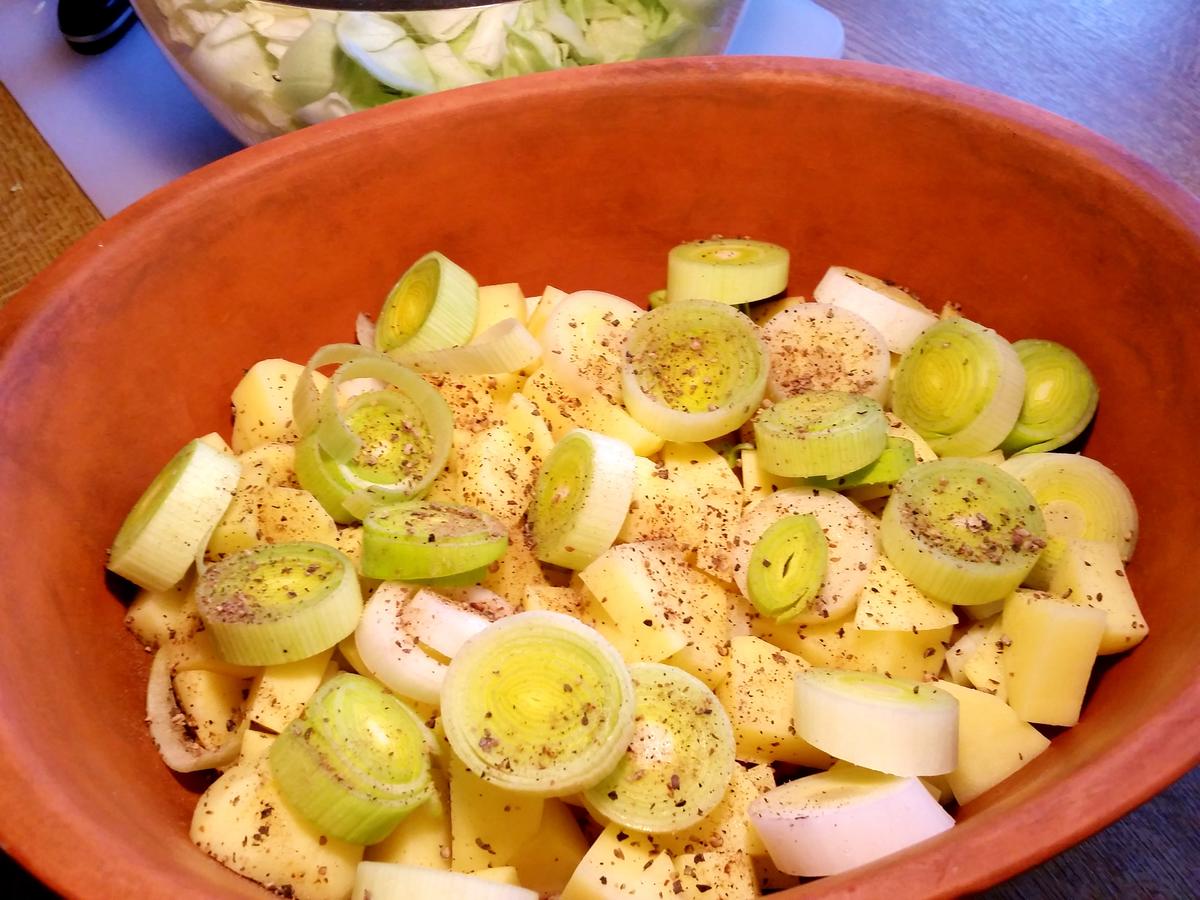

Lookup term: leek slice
[295,387,453,523]
[353,862,536,900]
[812,266,938,354]
[620,299,769,442]
[1001,339,1099,455]
[361,501,507,581]
[892,317,1026,457]
[441,611,636,796]
[666,237,789,304]
[391,318,542,375]
[793,669,959,776]
[881,459,1047,606]
[748,764,954,877]
[269,673,433,844]
[355,583,490,704]
[802,436,917,492]
[732,487,878,624]
[146,647,244,773]
[108,439,240,591]
[528,428,635,569]
[539,289,642,405]
[195,542,362,666]
[583,662,735,833]
[294,343,454,473]
[759,302,891,403]
[747,513,829,622]
[1000,452,1136,589]
[374,251,478,354]
[753,391,888,478]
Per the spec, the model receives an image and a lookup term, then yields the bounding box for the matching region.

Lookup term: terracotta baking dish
[0,57,1196,899]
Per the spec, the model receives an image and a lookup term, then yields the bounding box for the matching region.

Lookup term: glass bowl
[131,0,742,143]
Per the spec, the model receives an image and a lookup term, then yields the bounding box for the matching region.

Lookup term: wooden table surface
[1,0,1197,896]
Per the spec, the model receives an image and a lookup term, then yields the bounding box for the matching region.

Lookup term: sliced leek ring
[881,458,1047,605]
[620,299,769,442]
[892,317,1026,457]
[747,513,829,622]
[390,318,542,375]
[353,862,537,900]
[539,290,642,405]
[1000,339,1099,455]
[294,388,453,523]
[793,669,959,776]
[731,487,879,624]
[1001,452,1137,587]
[583,662,735,833]
[375,251,478,354]
[748,763,954,877]
[441,611,636,796]
[361,501,508,581]
[146,647,244,773]
[666,237,789,304]
[812,266,937,354]
[195,541,362,666]
[108,439,240,591]
[802,436,917,492]
[269,673,433,844]
[528,428,635,570]
[753,391,888,478]
[293,343,453,470]
[759,302,891,403]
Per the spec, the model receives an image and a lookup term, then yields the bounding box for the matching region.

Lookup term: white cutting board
[0,0,843,217]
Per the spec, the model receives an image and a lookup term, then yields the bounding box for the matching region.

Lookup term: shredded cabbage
[152,0,724,141]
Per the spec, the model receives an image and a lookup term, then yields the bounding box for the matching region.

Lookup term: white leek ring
[892,317,1026,457]
[621,299,768,442]
[146,648,244,773]
[108,439,240,591]
[195,541,363,666]
[353,862,537,900]
[812,266,937,354]
[793,669,959,776]
[391,318,542,375]
[753,391,888,478]
[528,428,635,569]
[441,611,636,796]
[374,251,478,354]
[1001,338,1099,455]
[666,237,789,304]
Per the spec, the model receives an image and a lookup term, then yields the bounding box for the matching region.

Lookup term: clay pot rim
[1,56,1198,899]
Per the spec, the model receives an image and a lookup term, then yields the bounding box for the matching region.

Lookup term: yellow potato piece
[244,647,335,734]
[231,359,326,453]
[1049,538,1148,655]
[367,766,452,871]
[560,824,675,900]
[173,668,247,750]
[449,753,544,871]
[508,799,589,896]
[854,556,958,632]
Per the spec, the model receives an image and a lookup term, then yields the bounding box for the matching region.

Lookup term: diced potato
[521,368,663,457]
[234,728,275,767]
[853,556,958,632]
[961,597,1006,621]
[935,680,1050,805]
[457,424,537,528]
[759,615,951,682]
[618,442,743,581]
[244,647,335,734]
[674,848,757,899]
[197,431,232,454]
[480,526,549,606]
[173,669,248,750]
[577,543,690,662]
[256,485,339,545]
[334,526,365,574]
[507,799,589,896]
[125,577,195,648]
[526,285,569,342]
[472,282,528,338]
[961,617,1009,700]
[1049,538,1148,655]
[448,753,544,871]
[739,447,795,507]
[208,443,302,556]
[714,635,832,768]
[1002,588,1106,726]
[367,766,451,870]
[190,758,362,900]
[944,619,992,685]
[523,584,585,616]
[503,392,556,466]
[423,373,502,433]
[560,824,676,900]
[470,866,522,885]
[657,761,774,858]
[231,359,326,453]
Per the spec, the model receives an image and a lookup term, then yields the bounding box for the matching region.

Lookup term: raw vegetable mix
[110,236,1145,898]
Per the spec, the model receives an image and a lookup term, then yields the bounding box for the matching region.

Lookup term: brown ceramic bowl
[0,57,1197,899]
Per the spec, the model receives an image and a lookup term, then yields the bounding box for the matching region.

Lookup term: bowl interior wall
[0,58,1197,898]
